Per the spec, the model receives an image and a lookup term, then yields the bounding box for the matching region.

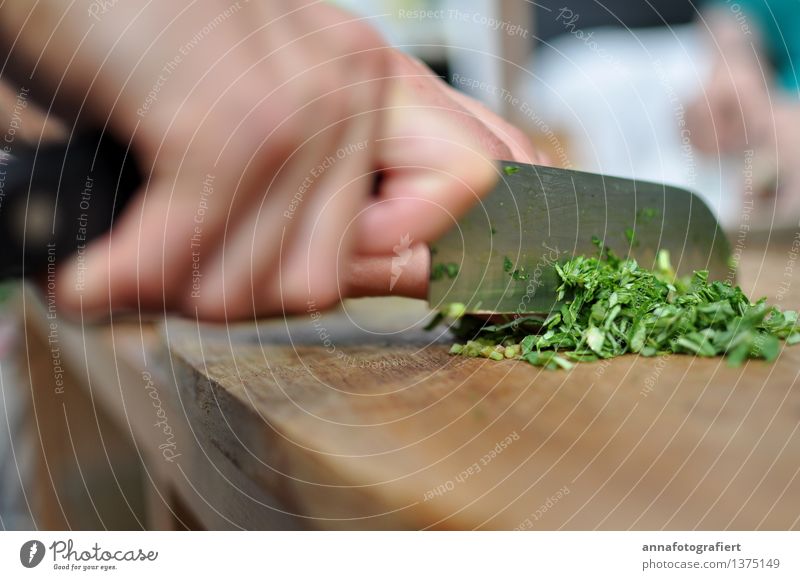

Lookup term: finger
[687,97,717,154]
[266,124,377,314]
[186,117,347,320]
[356,84,497,255]
[55,174,215,316]
[344,243,429,299]
[390,52,523,160]
[441,82,541,163]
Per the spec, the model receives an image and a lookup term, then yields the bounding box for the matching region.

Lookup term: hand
[687,12,773,154]
[760,101,800,227]
[355,51,547,256]
[0,82,65,142]
[347,51,547,299]
[384,52,547,165]
[1,1,539,320]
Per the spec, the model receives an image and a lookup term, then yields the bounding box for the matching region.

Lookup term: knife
[348,161,731,315]
[0,134,731,317]
[425,162,732,315]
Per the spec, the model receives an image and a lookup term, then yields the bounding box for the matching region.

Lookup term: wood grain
[163,242,800,530]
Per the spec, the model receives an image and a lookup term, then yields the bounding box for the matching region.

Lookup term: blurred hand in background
[686,7,773,155]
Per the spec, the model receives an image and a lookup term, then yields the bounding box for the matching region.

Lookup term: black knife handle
[0,131,141,279]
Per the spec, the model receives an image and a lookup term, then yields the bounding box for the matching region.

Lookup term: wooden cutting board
[163,240,800,530]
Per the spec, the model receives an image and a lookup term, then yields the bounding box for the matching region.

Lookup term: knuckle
[134,266,170,309]
[506,125,534,151]
[189,286,237,321]
[336,34,389,88]
[279,275,342,314]
[480,131,514,160]
[188,297,220,321]
[337,23,386,59]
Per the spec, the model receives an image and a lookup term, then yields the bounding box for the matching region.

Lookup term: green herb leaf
[430,262,459,281]
[438,244,800,370]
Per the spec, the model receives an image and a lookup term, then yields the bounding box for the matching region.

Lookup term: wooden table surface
[23,239,800,530]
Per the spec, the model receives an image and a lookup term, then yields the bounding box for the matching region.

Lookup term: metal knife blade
[428,162,732,315]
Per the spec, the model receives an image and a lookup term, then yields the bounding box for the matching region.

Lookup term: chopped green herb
[436,246,799,370]
[449,343,464,355]
[426,302,467,331]
[0,282,14,303]
[624,228,637,247]
[638,207,658,223]
[503,257,529,280]
[503,165,520,175]
[430,262,459,281]
[423,311,445,331]
[511,268,529,281]
[443,302,466,318]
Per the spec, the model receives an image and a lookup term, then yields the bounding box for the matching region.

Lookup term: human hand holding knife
[0,131,729,320]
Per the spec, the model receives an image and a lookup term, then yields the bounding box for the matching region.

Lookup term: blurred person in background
[521,0,799,229]
[686,0,800,223]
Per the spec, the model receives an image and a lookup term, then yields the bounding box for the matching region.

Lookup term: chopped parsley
[511,267,529,281]
[503,165,520,175]
[502,257,529,280]
[430,262,459,281]
[638,207,658,223]
[438,246,800,370]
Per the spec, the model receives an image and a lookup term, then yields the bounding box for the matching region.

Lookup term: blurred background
[333,0,797,230]
[1,0,797,529]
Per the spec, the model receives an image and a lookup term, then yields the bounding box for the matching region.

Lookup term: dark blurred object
[424,60,451,84]
[0,131,140,280]
[535,0,698,43]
